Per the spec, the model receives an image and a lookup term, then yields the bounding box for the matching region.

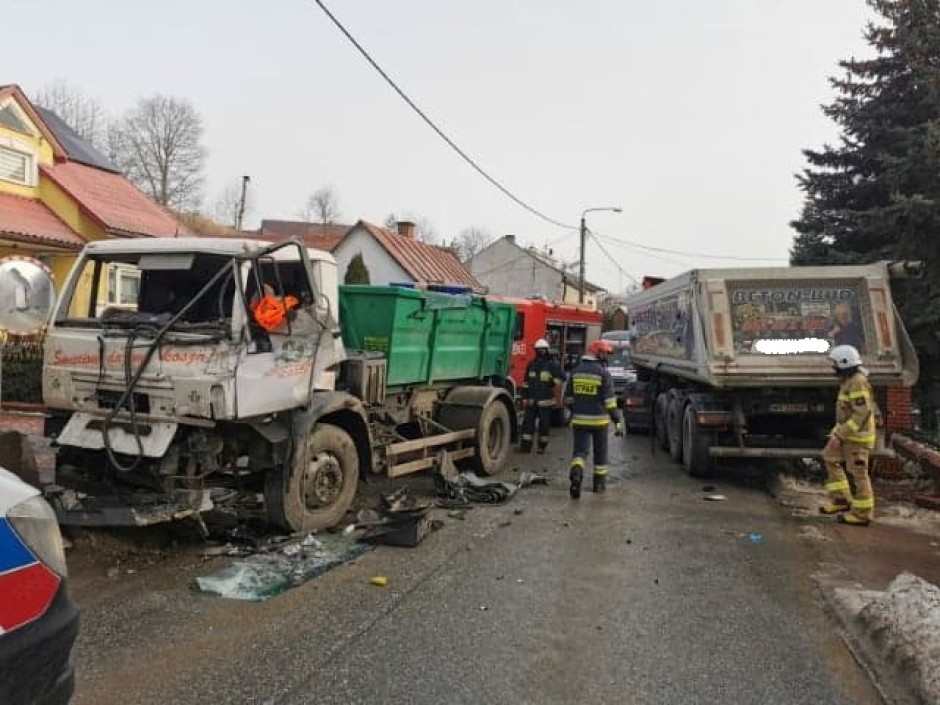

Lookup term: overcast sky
[8,0,875,291]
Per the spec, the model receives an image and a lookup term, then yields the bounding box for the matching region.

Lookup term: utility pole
[235,175,251,231]
[579,206,623,305]
[579,215,587,304]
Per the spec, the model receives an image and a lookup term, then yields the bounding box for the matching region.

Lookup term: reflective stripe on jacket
[832,371,876,447]
[523,355,563,406]
[564,357,621,427]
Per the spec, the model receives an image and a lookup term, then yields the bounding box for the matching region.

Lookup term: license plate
[768,403,808,413]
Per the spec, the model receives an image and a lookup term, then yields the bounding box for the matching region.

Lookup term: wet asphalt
[69,431,880,705]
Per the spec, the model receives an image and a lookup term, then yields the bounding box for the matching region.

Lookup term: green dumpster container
[339,285,515,389]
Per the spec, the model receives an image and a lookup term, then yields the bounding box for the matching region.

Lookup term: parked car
[601,330,632,345]
[0,467,79,704]
[606,345,637,398]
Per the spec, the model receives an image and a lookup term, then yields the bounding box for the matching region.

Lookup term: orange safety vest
[251,294,299,332]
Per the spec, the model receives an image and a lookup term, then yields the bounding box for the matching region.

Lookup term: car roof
[0,467,39,515]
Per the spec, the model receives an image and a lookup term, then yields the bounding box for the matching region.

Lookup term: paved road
[69,432,880,705]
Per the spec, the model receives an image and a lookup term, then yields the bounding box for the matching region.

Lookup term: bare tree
[451,226,491,262]
[299,186,341,224]
[109,95,206,210]
[417,217,439,244]
[34,80,107,149]
[213,177,253,229]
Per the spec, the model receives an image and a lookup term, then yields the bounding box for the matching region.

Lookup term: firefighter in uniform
[519,339,564,454]
[564,339,623,498]
[820,344,877,526]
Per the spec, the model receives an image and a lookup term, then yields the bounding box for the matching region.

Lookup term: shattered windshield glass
[59,252,237,329]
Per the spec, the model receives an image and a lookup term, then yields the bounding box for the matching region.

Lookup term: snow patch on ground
[843,573,940,705]
[774,474,940,536]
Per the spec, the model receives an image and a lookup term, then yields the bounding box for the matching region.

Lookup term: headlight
[7,495,68,577]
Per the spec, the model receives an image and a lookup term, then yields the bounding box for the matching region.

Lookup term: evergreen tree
[790,0,940,403]
[344,253,371,284]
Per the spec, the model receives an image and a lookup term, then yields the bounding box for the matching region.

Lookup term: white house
[332,220,480,289]
[468,235,604,308]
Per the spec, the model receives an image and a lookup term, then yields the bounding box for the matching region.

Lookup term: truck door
[234,247,321,417]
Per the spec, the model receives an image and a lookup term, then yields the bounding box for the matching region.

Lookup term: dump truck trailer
[41,238,516,531]
[623,262,919,476]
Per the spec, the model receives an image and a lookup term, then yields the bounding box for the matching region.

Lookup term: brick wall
[885,387,913,435]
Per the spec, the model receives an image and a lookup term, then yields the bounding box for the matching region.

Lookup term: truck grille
[95,389,151,414]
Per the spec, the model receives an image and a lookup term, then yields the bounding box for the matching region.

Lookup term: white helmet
[534,338,550,350]
[829,344,862,370]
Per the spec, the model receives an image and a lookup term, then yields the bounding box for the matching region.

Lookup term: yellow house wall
[0,122,53,199]
[39,178,107,243]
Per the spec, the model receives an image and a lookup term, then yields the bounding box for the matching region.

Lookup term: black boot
[592,475,606,493]
[569,467,583,499]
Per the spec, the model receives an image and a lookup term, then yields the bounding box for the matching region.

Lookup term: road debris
[748,532,763,544]
[370,576,389,587]
[194,532,370,601]
[433,451,546,505]
[704,494,728,502]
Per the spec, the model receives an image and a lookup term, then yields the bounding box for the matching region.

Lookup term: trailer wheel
[655,394,670,451]
[682,406,713,478]
[472,401,511,476]
[264,423,359,532]
[667,397,684,462]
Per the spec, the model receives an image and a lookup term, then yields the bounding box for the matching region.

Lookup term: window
[0,145,31,185]
[107,265,141,308]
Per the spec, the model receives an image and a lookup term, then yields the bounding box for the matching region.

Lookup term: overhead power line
[587,231,640,287]
[311,0,577,230]
[595,231,788,263]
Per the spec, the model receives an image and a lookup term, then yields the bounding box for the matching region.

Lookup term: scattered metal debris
[704,494,728,502]
[432,451,546,505]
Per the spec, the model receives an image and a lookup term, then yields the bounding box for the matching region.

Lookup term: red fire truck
[488,296,603,423]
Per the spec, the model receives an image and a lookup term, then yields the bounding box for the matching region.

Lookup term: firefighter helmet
[587,339,614,357]
[534,338,550,350]
[828,344,862,370]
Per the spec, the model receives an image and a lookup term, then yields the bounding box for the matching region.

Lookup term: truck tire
[682,405,713,478]
[264,423,359,532]
[667,397,684,462]
[472,400,511,476]
[655,394,670,451]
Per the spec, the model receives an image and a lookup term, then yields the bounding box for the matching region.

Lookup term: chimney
[396,221,417,239]
[504,234,516,243]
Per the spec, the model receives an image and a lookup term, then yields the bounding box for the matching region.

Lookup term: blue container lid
[427,284,472,295]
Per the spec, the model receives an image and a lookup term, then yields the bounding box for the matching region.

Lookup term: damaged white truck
[41,238,517,532]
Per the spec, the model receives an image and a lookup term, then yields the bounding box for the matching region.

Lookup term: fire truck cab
[489,296,603,424]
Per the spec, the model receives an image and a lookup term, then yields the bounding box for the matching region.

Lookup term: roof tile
[359,221,480,289]
[0,192,84,249]
[40,162,188,238]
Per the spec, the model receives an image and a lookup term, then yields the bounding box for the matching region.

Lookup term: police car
[0,467,79,704]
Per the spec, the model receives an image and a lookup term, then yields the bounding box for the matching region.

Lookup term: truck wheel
[472,401,511,476]
[264,424,359,532]
[682,406,713,478]
[655,394,670,451]
[667,397,684,462]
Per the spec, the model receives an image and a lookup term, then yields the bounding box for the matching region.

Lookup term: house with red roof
[258,219,350,253]
[332,220,480,290]
[0,84,187,303]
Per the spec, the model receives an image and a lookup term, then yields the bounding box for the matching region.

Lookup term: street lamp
[579,206,622,304]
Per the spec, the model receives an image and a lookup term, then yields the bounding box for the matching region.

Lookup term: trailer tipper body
[624,262,919,476]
